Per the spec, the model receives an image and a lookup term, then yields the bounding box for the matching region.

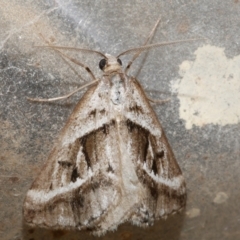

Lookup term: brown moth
[23,19,186,236]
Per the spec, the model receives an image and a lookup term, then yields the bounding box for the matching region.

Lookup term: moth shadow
[22,223,98,240]
[22,211,186,240]
[118,211,186,240]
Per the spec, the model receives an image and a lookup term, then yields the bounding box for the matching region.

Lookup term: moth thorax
[110,74,125,105]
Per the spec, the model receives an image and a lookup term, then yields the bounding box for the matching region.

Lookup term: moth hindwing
[24,22,186,237]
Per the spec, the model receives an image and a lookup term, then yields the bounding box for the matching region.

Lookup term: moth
[23,19,187,236]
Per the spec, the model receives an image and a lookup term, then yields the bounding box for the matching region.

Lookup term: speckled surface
[1,1,240,240]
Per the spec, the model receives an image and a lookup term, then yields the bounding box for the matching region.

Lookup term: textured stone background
[0,1,240,240]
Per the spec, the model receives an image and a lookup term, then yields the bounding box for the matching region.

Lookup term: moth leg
[52,50,97,81]
[27,32,100,102]
[27,80,98,102]
[34,41,97,81]
[125,16,161,74]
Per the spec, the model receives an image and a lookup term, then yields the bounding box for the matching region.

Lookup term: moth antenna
[35,45,102,81]
[34,45,106,58]
[27,79,98,102]
[51,50,97,81]
[117,38,205,58]
[37,33,87,82]
[125,17,161,74]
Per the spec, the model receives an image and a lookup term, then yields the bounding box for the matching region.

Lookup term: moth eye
[99,59,106,70]
[117,58,122,65]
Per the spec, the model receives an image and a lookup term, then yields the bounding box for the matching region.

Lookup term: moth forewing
[24,20,186,236]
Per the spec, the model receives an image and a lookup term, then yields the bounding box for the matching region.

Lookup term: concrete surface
[0,1,240,240]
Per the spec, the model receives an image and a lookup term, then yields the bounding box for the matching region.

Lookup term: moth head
[99,54,122,74]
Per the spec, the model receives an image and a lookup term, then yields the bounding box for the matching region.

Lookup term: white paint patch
[171,45,240,129]
[186,208,200,218]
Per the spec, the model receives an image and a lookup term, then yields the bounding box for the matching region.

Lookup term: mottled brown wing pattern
[23,81,123,231]
[122,78,186,223]
[23,69,186,236]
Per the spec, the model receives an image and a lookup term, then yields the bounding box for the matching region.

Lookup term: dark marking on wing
[107,164,114,173]
[140,170,159,200]
[151,159,158,175]
[126,120,150,165]
[100,120,116,135]
[71,167,80,182]
[161,185,187,205]
[143,133,149,162]
[126,119,147,133]
[89,109,107,118]
[150,185,158,200]
[80,137,92,169]
[102,124,109,134]
[110,119,116,125]
[125,119,185,203]
[100,109,106,114]
[58,161,72,168]
[129,105,143,114]
[71,194,85,209]
[89,109,96,117]
[126,119,135,132]
[58,138,82,177]
[156,150,164,158]
[74,120,116,177]
[69,192,86,225]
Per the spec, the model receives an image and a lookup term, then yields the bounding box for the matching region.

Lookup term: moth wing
[123,77,186,223]
[23,81,121,231]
